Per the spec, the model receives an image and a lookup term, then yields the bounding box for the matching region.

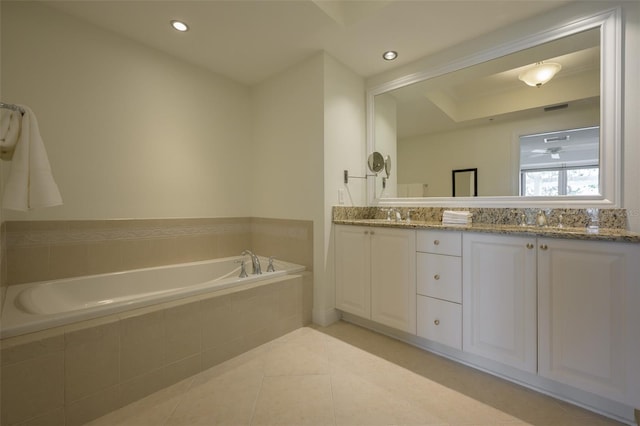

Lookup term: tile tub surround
[83,323,625,426]
[5,217,313,285]
[0,273,311,426]
[333,206,640,243]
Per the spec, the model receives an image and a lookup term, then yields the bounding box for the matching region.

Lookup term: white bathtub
[1,256,305,339]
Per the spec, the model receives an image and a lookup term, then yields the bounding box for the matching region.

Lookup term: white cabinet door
[370,228,417,333]
[463,233,537,373]
[335,225,371,318]
[538,238,640,406]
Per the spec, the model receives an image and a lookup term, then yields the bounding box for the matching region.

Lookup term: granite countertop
[333,219,640,244]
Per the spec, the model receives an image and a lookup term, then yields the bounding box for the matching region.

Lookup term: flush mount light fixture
[382,51,398,61]
[170,20,189,32]
[518,62,562,87]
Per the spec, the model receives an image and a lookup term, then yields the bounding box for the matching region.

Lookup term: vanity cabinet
[416,230,462,350]
[538,238,640,406]
[334,225,416,333]
[462,233,537,373]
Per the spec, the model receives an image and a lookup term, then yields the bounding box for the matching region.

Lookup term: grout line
[248,373,265,425]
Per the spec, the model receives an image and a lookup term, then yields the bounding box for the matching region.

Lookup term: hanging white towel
[2,105,63,211]
[0,108,22,160]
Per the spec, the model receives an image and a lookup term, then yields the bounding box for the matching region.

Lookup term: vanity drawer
[417,253,461,303]
[417,295,462,350]
[417,230,461,256]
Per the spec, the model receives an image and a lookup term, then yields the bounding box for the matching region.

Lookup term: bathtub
[0,255,305,339]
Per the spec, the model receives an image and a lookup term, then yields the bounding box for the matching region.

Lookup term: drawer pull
[434,319,440,326]
[433,240,440,246]
[526,243,534,249]
[434,274,440,280]
[540,244,548,250]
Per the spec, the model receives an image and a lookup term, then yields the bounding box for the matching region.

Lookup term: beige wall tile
[7,245,49,284]
[65,384,121,426]
[120,310,166,381]
[164,354,202,385]
[119,239,158,271]
[5,217,311,283]
[65,320,120,402]
[49,243,88,280]
[15,408,65,426]
[1,329,64,366]
[86,240,123,275]
[165,302,201,364]
[200,295,234,350]
[201,341,244,371]
[119,368,167,408]
[1,352,64,425]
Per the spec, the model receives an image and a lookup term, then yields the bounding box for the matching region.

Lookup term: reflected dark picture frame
[452,168,478,197]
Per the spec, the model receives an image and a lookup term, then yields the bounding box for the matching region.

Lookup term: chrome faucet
[241,250,262,275]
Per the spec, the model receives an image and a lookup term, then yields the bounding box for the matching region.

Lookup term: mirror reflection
[452,168,478,197]
[374,27,600,199]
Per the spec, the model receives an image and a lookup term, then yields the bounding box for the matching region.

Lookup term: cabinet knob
[433,240,440,246]
[434,319,440,326]
[370,231,375,235]
[434,274,440,280]
[364,230,369,235]
[526,243,534,249]
[540,244,548,250]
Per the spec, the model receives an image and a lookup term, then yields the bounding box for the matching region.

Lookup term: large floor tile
[251,375,334,425]
[85,322,627,426]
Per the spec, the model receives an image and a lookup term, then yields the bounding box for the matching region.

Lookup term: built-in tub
[0,255,305,339]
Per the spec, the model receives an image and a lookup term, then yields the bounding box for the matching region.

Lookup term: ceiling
[44,0,575,86]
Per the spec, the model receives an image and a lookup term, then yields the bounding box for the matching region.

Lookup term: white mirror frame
[367,7,622,208]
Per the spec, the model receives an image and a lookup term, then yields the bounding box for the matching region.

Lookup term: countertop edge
[333,220,640,244]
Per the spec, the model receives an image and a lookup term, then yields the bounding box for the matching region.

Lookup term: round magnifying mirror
[367,152,385,174]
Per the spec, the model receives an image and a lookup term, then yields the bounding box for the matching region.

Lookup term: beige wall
[1,1,253,220]
[250,52,328,323]
[399,105,599,197]
[323,54,366,325]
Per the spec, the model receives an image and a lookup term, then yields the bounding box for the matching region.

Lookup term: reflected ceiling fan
[531,146,562,159]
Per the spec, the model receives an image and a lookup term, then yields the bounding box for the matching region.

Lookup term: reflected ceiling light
[170,20,189,32]
[518,62,561,87]
[382,51,398,61]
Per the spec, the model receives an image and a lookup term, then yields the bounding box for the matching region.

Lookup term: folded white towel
[442,210,472,225]
[2,105,63,211]
[0,108,22,160]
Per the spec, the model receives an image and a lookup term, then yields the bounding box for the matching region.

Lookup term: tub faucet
[241,250,262,275]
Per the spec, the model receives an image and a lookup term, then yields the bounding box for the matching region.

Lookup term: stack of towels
[442,210,472,225]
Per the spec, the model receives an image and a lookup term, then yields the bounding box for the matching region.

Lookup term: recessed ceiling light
[382,51,398,61]
[170,20,189,32]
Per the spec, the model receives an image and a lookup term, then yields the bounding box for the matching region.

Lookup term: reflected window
[521,166,599,196]
[519,126,599,197]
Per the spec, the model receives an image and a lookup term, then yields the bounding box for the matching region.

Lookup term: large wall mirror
[367,8,621,207]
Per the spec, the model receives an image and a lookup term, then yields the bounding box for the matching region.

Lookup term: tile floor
[87,321,626,426]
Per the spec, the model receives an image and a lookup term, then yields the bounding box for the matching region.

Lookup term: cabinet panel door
[335,225,371,318]
[417,253,461,303]
[370,228,416,333]
[538,238,640,405]
[463,233,537,373]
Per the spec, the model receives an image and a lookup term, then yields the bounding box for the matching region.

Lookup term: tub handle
[236,259,248,278]
[267,256,275,272]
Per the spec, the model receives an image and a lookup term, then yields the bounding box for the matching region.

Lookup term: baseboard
[311,307,340,327]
